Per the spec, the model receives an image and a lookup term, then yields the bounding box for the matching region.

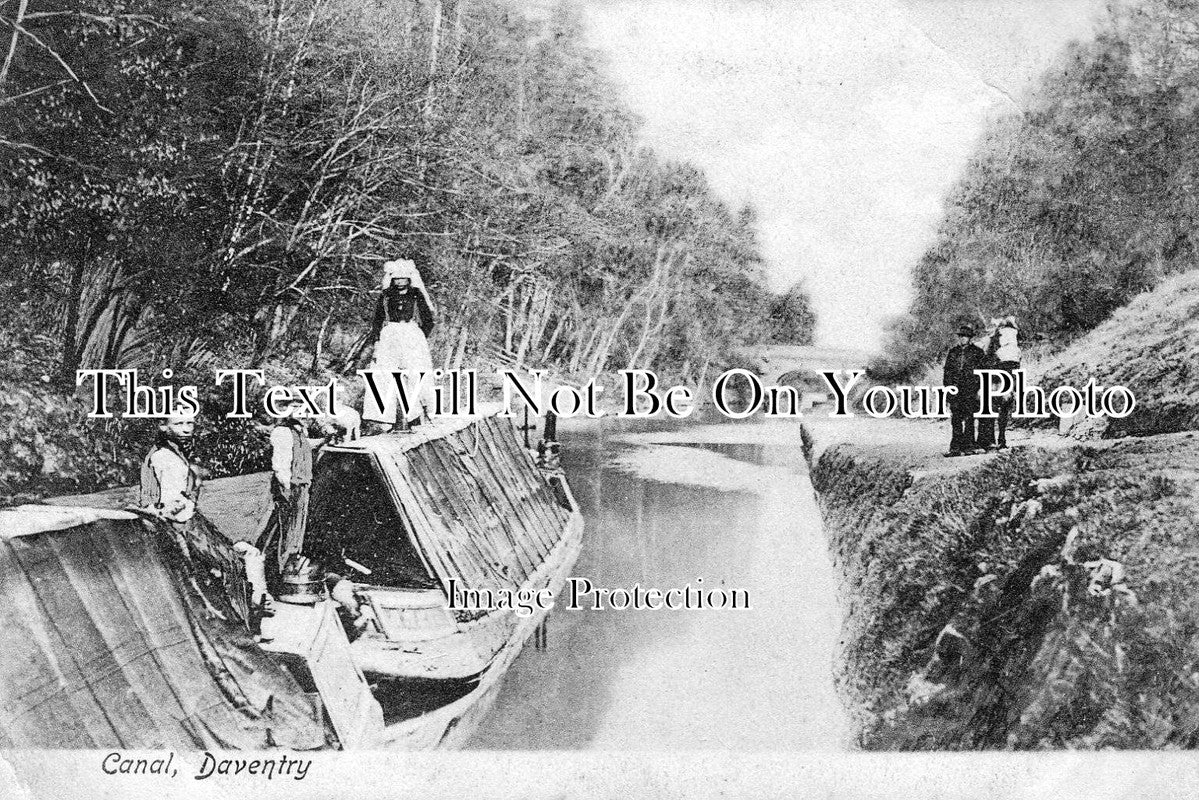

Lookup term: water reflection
[468,417,849,750]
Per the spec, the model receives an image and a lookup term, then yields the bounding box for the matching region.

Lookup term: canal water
[469,416,851,750]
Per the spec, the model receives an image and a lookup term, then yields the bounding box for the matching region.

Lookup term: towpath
[800,414,1076,477]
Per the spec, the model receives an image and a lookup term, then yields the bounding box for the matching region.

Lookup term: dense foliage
[874,0,1199,380]
[0,0,805,501]
[766,280,816,345]
[1031,269,1199,439]
[0,0,790,385]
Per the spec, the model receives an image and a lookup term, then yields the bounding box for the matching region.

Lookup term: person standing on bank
[974,321,1000,451]
[360,258,436,431]
[943,323,986,457]
[258,396,314,575]
[984,316,1021,449]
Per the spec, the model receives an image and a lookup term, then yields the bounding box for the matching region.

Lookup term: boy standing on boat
[138,406,215,568]
[141,407,277,631]
[258,395,315,574]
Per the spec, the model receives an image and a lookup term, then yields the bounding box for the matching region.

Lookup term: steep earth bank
[1029,269,1199,439]
[803,418,1199,749]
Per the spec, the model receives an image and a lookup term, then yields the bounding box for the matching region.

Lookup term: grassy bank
[1031,270,1199,439]
[804,425,1199,749]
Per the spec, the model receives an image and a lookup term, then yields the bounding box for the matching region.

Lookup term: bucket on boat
[278,554,324,605]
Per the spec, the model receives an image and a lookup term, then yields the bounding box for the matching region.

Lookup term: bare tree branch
[0,77,68,105]
[0,136,97,169]
[0,14,114,113]
[0,0,28,91]
[23,11,164,28]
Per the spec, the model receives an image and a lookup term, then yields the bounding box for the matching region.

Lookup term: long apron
[364,320,435,424]
[256,483,311,579]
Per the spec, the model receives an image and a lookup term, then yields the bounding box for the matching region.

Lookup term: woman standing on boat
[359,258,436,430]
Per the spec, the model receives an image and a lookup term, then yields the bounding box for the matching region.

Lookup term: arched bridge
[756,345,869,388]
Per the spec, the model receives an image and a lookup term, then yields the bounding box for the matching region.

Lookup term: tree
[0,1,258,382]
[768,282,816,345]
[878,0,1199,378]
[0,0,785,393]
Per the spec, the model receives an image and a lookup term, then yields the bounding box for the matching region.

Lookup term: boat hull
[352,509,584,680]
[380,514,583,749]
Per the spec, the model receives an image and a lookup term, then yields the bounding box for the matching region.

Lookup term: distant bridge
[756,344,870,387]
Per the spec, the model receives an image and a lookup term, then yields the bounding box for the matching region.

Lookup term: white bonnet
[382,258,419,289]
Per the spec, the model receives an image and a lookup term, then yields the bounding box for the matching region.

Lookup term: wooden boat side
[0,504,339,750]
[380,512,585,749]
[43,411,588,749]
[351,506,584,680]
[258,600,386,749]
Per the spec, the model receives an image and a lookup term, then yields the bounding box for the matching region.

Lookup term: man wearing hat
[943,323,986,457]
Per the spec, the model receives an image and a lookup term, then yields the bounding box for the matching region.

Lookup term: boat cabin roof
[324,407,503,457]
[307,413,574,596]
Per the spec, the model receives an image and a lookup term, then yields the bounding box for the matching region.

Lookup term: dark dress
[984,332,1019,448]
[368,286,434,341]
[975,348,1000,449]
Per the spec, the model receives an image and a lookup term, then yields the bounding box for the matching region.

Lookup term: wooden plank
[411,449,511,588]
[409,446,521,587]
[445,432,515,558]
[416,440,533,586]
[495,416,572,533]
[446,425,546,561]
[393,451,493,591]
[445,431,550,582]
[51,472,271,546]
[483,419,562,555]
[443,437,539,584]
[437,432,539,577]
[378,453,479,594]
[471,422,554,562]
[432,438,533,587]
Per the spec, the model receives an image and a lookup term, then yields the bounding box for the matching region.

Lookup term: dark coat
[943,342,985,408]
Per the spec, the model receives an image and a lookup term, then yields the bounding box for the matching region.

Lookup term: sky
[577,0,1109,352]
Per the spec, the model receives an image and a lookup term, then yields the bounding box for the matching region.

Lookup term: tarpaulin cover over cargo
[0,506,333,749]
[309,414,576,595]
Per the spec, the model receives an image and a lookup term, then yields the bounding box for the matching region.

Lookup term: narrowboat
[9,409,583,750]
